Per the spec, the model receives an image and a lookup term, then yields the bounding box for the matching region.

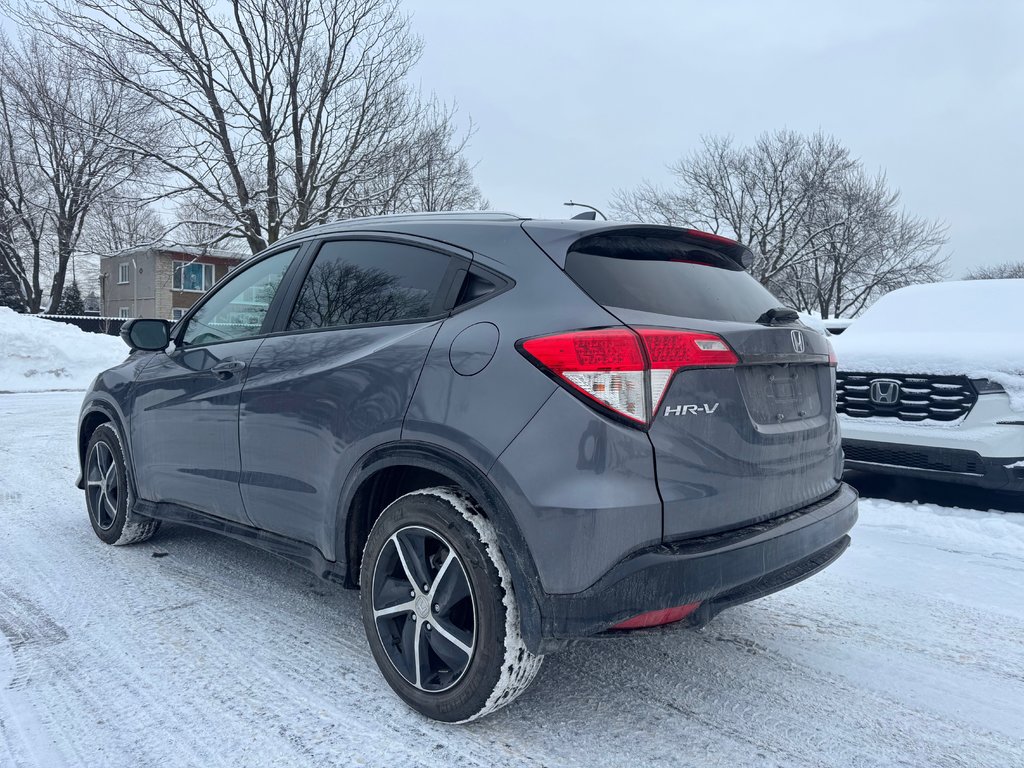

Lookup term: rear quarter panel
[403,242,618,472]
[403,237,664,595]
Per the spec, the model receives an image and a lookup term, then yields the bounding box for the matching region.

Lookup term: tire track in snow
[119,527,541,767]
[1,391,1023,768]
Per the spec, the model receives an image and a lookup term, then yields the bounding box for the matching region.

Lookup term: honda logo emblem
[869,379,901,405]
[790,330,805,354]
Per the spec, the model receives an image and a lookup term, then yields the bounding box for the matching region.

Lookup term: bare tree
[336,101,487,219]
[0,32,156,311]
[83,192,166,257]
[0,44,48,312]
[964,262,1024,280]
[390,104,487,213]
[612,130,948,316]
[168,193,243,251]
[775,170,948,317]
[22,0,484,255]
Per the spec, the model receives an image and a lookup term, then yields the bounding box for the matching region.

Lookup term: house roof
[102,244,245,261]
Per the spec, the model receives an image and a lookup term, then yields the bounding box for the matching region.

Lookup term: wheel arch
[76,399,129,490]
[338,440,545,652]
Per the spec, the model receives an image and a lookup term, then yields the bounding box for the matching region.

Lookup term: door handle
[211,360,246,378]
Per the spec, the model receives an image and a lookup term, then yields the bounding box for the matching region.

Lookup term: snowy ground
[1,391,1023,768]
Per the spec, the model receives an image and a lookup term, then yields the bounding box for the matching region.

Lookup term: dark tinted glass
[289,241,451,330]
[456,270,497,305]
[565,237,780,322]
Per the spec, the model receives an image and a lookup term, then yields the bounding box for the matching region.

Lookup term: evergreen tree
[59,279,86,315]
[0,267,26,311]
[84,289,101,313]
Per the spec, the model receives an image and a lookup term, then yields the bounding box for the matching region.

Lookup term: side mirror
[120,318,171,352]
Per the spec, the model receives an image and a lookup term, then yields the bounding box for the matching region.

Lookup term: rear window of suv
[564,232,780,322]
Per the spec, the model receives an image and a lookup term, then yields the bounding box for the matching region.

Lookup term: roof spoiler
[521,222,754,270]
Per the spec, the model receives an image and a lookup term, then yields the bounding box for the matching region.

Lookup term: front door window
[182,249,297,346]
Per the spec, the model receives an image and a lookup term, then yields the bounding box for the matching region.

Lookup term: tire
[360,487,543,723]
[83,422,160,546]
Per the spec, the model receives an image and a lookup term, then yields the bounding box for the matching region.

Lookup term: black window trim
[449,261,514,315]
[171,242,311,348]
[262,232,476,339]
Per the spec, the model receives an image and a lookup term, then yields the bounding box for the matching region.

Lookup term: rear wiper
[755,306,800,326]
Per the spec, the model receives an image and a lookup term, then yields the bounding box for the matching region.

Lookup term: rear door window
[288,240,454,330]
[565,233,779,322]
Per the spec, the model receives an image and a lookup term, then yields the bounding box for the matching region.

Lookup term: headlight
[971,378,1006,394]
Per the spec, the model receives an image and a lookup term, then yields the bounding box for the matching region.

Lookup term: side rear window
[565,233,779,322]
[454,265,512,307]
[288,240,453,331]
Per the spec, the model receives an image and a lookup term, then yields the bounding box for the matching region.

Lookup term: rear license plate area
[739,364,823,425]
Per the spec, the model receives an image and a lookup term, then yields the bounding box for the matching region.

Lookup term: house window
[118,263,130,284]
[171,308,184,321]
[172,261,215,292]
[119,307,131,318]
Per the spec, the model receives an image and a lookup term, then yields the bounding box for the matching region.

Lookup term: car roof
[268,212,745,270]
[270,211,531,247]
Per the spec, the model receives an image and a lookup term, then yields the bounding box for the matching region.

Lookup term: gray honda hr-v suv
[77,212,857,722]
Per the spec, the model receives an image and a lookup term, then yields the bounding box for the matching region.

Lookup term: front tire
[360,487,542,722]
[84,423,159,546]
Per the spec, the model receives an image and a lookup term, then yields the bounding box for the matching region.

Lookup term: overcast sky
[408,0,1023,276]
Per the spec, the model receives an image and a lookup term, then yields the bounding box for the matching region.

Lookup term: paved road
[2,393,1022,767]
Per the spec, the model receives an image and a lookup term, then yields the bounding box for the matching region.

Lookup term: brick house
[100,246,245,321]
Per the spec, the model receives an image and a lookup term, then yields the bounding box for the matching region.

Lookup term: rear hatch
[559,227,842,541]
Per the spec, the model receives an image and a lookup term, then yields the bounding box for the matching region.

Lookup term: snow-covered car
[833,279,1024,491]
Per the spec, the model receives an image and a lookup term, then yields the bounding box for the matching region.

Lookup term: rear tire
[360,487,542,722]
[84,423,160,546]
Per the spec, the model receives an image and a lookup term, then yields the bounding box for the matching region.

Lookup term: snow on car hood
[832,279,1024,411]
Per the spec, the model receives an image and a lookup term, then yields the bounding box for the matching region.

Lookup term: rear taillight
[520,329,647,424]
[518,327,738,427]
[638,329,738,412]
[826,339,838,367]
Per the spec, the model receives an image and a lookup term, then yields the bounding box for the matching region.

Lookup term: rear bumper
[535,483,858,646]
[843,439,1024,492]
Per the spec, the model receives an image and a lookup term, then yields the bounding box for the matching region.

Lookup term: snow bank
[833,279,1024,410]
[0,307,127,392]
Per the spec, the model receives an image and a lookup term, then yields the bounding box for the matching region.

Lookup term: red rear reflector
[611,602,701,630]
[827,339,838,367]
